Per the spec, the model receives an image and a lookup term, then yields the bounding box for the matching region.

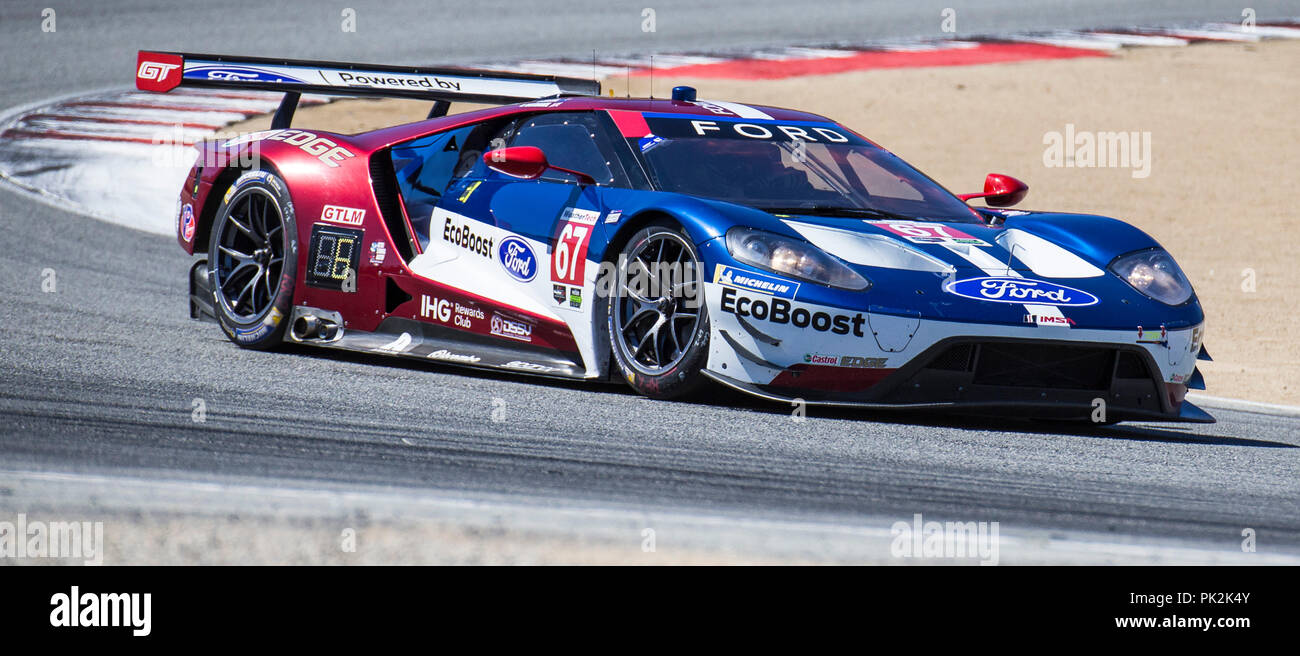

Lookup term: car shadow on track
[278,343,639,395]
[677,384,1299,448]
[282,344,1295,449]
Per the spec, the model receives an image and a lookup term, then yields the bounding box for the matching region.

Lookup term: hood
[695,205,1200,330]
[778,215,1108,279]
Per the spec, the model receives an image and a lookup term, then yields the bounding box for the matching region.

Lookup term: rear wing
[135,50,601,128]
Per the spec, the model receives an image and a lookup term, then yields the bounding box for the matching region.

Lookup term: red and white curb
[487,20,1300,80]
[0,87,326,235]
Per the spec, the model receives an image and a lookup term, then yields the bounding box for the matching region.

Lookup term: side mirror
[958,173,1028,207]
[482,146,596,185]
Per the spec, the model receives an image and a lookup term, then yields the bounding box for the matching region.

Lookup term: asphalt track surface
[2,0,1300,559]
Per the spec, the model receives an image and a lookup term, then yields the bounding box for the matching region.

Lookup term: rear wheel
[607,221,711,399]
[207,170,298,349]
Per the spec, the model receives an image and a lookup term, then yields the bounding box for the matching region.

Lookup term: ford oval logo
[185,66,309,84]
[943,277,1099,307]
[498,237,537,283]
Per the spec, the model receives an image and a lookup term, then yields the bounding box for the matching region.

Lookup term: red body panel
[180,118,583,351]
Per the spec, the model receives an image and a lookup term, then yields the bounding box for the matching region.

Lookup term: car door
[433,111,639,316]
[394,110,643,373]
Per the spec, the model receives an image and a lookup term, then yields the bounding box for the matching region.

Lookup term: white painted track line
[1187,393,1300,418]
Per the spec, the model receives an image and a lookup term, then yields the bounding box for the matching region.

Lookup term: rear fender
[185,130,400,333]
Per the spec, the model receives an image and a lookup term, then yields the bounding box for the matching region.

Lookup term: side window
[450,112,638,188]
[392,125,476,200]
[449,118,511,181]
[390,124,479,248]
[509,112,633,187]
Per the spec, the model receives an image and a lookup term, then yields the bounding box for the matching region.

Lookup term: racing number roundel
[867,221,989,247]
[551,208,599,286]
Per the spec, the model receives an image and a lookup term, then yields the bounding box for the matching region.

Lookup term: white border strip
[6,468,1296,564]
[1186,393,1300,418]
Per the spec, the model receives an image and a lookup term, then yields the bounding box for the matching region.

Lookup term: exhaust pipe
[290,308,343,342]
[292,314,320,340]
[318,321,339,341]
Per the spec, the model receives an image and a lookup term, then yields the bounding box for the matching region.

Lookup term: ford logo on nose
[497,236,537,283]
[944,277,1099,307]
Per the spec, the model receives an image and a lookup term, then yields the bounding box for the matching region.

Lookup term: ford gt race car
[140,51,1213,424]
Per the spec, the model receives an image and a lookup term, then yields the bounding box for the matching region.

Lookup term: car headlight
[1109,249,1193,305]
[725,227,870,290]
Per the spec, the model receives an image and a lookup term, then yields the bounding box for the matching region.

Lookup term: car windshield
[631,116,978,222]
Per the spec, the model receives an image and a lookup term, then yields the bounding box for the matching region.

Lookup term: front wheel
[207,170,298,349]
[607,221,711,399]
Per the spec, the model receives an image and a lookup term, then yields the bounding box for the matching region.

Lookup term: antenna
[592,49,596,83]
[649,55,654,99]
[626,66,631,98]
[1007,242,1024,275]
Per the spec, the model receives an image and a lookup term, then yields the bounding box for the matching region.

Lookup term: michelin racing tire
[608,221,711,399]
[207,170,298,350]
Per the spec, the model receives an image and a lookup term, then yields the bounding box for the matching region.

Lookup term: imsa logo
[1023,313,1076,327]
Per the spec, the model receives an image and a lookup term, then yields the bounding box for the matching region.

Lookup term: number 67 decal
[867,220,989,246]
[551,208,601,286]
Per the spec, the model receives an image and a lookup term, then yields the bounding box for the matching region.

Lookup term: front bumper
[706,336,1212,423]
[704,281,1210,423]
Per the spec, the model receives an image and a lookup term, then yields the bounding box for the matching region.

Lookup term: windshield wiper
[757,205,915,220]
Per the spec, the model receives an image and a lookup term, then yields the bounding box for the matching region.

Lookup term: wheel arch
[194,158,285,254]
[593,209,708,381]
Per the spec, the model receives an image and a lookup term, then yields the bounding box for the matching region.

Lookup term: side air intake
[369,151,418,263]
